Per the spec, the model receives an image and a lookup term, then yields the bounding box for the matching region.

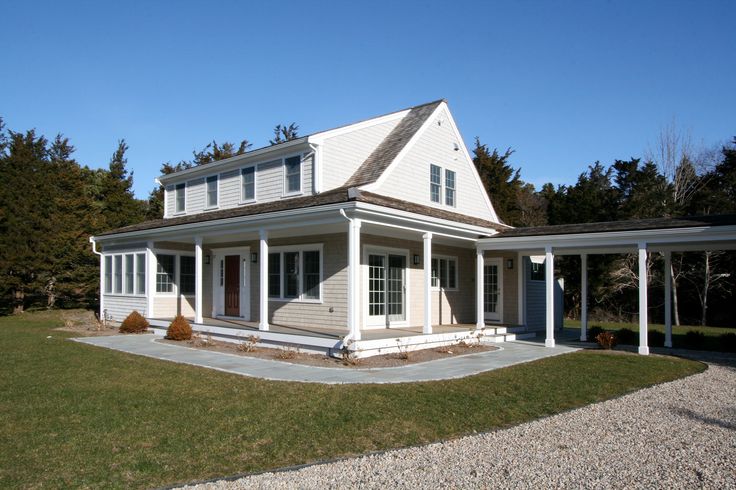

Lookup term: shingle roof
[345,100,443,187]
[491,214,736,238]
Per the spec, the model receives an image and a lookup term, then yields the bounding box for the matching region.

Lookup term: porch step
[482,333,517,343]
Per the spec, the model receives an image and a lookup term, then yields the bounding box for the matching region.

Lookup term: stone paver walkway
[72,334,578,384]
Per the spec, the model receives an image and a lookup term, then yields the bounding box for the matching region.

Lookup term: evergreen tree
[269,123,299,145]
[472,138,523,225]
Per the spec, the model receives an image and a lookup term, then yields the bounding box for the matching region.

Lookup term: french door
[484,258,503,322]
[367,252,407,327]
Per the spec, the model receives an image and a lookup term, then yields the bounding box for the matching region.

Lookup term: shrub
[166,315,192,341]
[616,328,637,345]
[648,330,665,347]
[719,333,736,353]
[587,326,604,342]
[595,331,617,350]
[236,335,260,353]
[683,330,705,349]
[119,310,149,334]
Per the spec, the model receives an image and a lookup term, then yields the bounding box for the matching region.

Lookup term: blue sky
[1,0,734,198]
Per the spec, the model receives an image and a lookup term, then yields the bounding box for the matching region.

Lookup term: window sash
[284,156,301,193]
[113,255,123,294]
[430,164,441,203]
[302,251,320,300]
[283,251,299,298]
[179,256,195,295]
[156,254,175,293]
[445,170,456,206]
[206,176,218,207]
[175,184,185,213]
[431,256,457,290]
[124,254,134,294]
[241,167,255,201]
[104,256,112,294]
[135,253,146,295]
[268,253,281,297]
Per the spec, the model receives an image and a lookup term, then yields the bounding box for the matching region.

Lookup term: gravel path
[182,359,736,489]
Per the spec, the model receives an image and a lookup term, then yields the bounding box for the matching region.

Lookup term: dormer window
[430,164,441,203]
[241,166,255,201]
[284,156,301,194]
[175,183,186,213]
[206,175,218,208]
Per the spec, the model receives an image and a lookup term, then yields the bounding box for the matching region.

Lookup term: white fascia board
[158,138,309,184]
[359,103,445,192]
[307,110,409,144]
[477,225,736,252]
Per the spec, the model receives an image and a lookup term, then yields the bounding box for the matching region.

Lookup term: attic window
[206,175,218,208]
[430,164,441,203]
[445,170,456,207]
[175,183,186,213]
[284,156,301,194]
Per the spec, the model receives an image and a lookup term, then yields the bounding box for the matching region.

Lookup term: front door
[368,253,406,326]
[484,258,503,322]
[224,255,240,316]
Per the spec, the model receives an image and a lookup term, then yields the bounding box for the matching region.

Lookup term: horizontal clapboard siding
[103,295,147,322]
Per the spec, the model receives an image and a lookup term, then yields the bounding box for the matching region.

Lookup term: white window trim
[239,164,257,204]
[267,243,323,303]
[205,175,220,210]
[102,251,147,298]
[154,249,196,298]
[431,254,459,291]
[282,153,304,197]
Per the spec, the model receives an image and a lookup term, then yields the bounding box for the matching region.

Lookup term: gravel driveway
[182,355,736,489]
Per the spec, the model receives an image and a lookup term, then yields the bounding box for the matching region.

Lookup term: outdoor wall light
[413,254,421,265]
[204,255,211,265]
[251,252,258,263]
[506,258,514,270]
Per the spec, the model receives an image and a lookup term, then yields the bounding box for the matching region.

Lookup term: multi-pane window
[431,256,458,289]
[104,256,112,294]
[114,255,123,294]
[445,169,456,206]
[302,251,320,300]
[175,183,186,213]
[179,256,195,295]
[283,251,299,298]
[241,166,255,201]
[206,175,218,208]
[124,254,135,294]
[268,253,281,297]
[284,156,301,194]
[530,262,545,281]
[135,253,146,295]
[156,254,175,293]
[430,164,441,203]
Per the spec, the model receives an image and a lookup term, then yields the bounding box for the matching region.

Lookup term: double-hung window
[104,256,113,294]
[179,256,195,295]
[206,175,218,208]
[268,253,281,297]
[445,170,456,206]
[156,254,175,293]
[284,156,301,194]
[113,256,123,294]
[431,256,458,290]
[135,253,146,295]
[430,164,441,203]
[241,166,255,201]
[268,247,321,301]
[175,183,186,213]
[124,254,135,294]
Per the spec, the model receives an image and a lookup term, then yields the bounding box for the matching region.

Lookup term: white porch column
[638,243,650,355]
[664,251,673,348]
[545,245,555,348]
[476,248,484,329]
[259,229,269,331]
[580,253,588,342]
[423,232,433,334]
[517,252,525,327]
[146,241,155,319]
[194,236,203,324]
[347,218,362,340]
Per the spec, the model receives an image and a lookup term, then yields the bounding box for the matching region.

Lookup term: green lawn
[0,311,705,489]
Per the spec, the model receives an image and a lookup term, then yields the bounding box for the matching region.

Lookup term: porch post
[664,251,673,348]
[259,229,269,331]
[476,248,484,329]
[347,218,362,340]
[194,236,203,324]
[517,252,525,327]
[580,253,588,342]
[146,241,155,319]
[545,245,555,348]
[423,232,432,334]
[638,242,649,355]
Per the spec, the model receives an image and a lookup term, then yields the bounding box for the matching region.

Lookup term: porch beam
[194,236,203,324]
[664,251,673,348]
[638,242,649,355]
[545,245,555,348]
[259,229,269,331]
[423,232,432,334]
[580,253,588,342]
[476,248,484,329]
[347,218,362,340]
[146,241,155,319]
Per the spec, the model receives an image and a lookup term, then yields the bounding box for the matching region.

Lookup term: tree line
[0,115,733,326]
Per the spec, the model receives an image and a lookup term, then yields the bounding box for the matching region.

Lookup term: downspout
[309,142,321,194]
[89,237,105,326]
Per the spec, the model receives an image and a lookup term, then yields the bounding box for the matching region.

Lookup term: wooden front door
[224,255,240,316]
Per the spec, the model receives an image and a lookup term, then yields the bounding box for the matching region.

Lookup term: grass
[0,311,705,489]
[565,319,735,350]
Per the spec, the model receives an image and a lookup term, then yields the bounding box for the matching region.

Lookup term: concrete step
[514,332,537,340]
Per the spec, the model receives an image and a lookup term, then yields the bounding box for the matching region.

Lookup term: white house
[90,100,736,357]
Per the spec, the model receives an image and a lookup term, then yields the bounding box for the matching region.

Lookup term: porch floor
[151,316,481,341]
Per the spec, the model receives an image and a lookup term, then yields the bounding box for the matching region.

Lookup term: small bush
[275,345,299,360]
[236,335,260,353]
[595,331,617,350]
[119,311,149,334]
[719,333,736,353]
[166,315,192,341]
[683,330,705,349]
[587,326,604,341]
[648,330,665,347]
[616,328,637,345]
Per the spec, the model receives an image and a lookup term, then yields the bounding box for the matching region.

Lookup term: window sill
[281,191,303,198]
[238,199,257,205]
[268,298,322,304]
[203,206,219,211]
